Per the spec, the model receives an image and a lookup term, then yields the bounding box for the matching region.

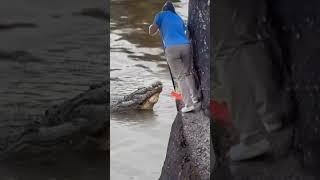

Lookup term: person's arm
[149,23,159,36]
[149,12,162,36]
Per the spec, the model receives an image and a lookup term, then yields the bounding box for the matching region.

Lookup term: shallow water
[110,0,188,179]
[0,0,107,179]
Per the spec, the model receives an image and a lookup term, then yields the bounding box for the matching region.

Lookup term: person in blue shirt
[149,1,200,113]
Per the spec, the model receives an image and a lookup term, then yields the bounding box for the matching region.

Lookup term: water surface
[0,0,107,179]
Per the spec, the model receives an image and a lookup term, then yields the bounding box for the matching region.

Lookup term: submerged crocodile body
[0,81,162,159]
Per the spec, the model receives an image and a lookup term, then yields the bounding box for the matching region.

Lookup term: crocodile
[0,81,162,159]
[111,81,163,112]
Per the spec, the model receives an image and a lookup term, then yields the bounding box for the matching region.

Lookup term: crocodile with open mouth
[111,81,163,112]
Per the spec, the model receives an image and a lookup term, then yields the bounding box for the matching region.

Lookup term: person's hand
[149,23,159,36]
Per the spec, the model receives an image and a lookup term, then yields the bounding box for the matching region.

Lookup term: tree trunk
[188,0,210,110]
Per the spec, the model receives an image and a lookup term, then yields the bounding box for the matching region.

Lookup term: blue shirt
[155,11,190,48]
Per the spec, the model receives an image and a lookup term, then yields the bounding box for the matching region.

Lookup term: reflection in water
[110,0,187,179]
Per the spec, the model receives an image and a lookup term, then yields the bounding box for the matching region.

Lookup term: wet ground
[0,0,107,179]
[110,0,187,179]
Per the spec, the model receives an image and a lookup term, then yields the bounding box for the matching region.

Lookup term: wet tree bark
[212,0,320,179]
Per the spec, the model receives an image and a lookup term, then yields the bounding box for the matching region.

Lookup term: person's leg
[165,45,193,107]
[221,47,269,161]
[241,42,293,159]
[241,42,284,132]
[180,44,200,104]
[179,75,193,107]
[222,48,266,144]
